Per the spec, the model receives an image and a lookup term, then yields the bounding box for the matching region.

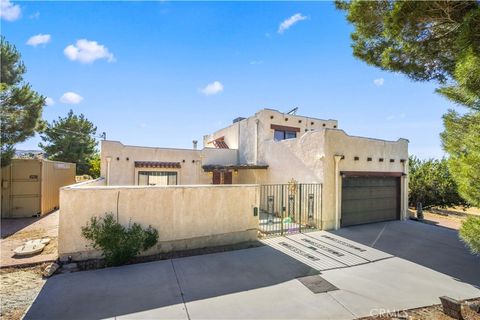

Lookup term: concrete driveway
[332,219,480,287]
[25,221,480,320]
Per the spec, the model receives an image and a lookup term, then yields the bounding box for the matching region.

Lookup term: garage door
[341,175,400,227]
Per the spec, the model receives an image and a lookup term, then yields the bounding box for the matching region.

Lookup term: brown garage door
[341,175,400,227]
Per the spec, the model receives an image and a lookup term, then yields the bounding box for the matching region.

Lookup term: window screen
[138,171,177,185]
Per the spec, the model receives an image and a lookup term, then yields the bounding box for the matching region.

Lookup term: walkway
[25,221,480,319]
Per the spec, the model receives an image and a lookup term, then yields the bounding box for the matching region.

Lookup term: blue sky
[2,1,459,159]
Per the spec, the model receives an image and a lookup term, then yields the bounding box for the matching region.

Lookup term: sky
[1,1,461,159]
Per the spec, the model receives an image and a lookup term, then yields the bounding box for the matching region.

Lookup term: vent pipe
[192,140,198,150]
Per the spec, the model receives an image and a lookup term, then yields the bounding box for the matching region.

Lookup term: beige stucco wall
[98,109,408,232]
[59,184,260,260]
[202,147,238,166]
[251,128,408,230]
[203,109,338,165]
[322,129,409,229]
[203,121,241,150]
[101,141,212,186]
[260,131,326,184]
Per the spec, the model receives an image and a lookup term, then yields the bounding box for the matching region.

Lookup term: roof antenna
[286,107,298,115]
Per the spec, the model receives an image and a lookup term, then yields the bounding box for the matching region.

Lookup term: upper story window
[271,124,300,141]
[274,130,297,141]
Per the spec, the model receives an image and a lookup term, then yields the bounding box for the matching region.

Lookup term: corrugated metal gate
[259,181,322,236]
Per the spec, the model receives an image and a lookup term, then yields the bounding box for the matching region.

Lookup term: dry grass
[0,265,47,320]
[40,238,57,255]
[7,229,47,241]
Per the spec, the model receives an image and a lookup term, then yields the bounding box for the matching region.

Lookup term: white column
[106,156,112,186]
[254,119,259,165]
[402,160,409,220]
[334,155,343,230]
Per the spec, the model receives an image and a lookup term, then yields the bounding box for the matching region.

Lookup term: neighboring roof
[135,161,181,168]
[14,149,45,159]
[202,164,268,171]
[212,137,229,149]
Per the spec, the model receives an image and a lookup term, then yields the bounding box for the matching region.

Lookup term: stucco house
[101,108,408,230]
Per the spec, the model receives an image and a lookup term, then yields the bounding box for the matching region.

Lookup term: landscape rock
[42,262,60,278]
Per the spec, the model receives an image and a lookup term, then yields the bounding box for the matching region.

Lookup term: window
[274,130,297,141]
[138,171,177,185]
[271,124,300,141]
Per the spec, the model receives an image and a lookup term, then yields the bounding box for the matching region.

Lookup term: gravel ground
[0,265,46,320]
[359,298,480,320]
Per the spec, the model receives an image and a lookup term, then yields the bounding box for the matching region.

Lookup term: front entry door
[212,171,232,184]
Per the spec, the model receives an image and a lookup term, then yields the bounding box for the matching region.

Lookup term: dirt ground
[0,264,47,320]
[409,206,480,231]
[1,210,59,268]
[360,298,480,319]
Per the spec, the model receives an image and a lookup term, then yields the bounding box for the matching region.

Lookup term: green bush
[459,216,480,255]
[81,213,159,266]
[408,156,467,208]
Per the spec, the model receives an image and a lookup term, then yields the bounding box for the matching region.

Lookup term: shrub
[408,156,468,208]
[459,216,480,255]
[81,213,159,266]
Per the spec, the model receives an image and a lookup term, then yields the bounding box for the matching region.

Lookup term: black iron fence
[259,183,322,236]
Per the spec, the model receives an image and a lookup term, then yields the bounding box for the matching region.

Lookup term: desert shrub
[459,216,480,255]
[408,156,467,208]
[81,213,159,266]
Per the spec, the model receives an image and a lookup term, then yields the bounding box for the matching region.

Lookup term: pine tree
[0,37,45,166]
[39,110,98,175]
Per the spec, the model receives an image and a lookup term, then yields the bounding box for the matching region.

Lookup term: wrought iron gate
[259,181,322,236]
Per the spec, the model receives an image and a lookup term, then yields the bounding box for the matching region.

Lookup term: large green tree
[39,110,98,174]
[408,156,466,208]
[441,111,480,205]
[0,37,45,166]
[336,1,480,206]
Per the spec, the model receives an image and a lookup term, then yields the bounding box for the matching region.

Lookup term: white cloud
[64,39,115,64]
[278,13,307,34]
[200,81,224,96]
[45,97,55,106]
[0,0,21,21]
[373,78,385,86]
[60,92,83,104]
[26,34,51,47]
[29,11,40,19]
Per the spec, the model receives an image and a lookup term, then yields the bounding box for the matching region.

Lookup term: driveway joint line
[371,223,387,248]
[170,259,191,320]
[327,291,357,318]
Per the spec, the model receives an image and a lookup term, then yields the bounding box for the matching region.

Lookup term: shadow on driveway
[25,245,319,320]
[331,220,480,288]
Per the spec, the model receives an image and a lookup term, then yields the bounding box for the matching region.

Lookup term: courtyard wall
[58,184,259,260]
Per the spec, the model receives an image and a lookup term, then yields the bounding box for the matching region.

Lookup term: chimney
[192,140,198,150]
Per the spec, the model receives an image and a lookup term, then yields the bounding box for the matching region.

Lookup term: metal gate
[259,181,322,236]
